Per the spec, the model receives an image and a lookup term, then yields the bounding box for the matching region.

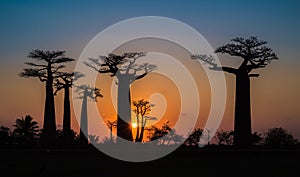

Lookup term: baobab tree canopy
[192,36,278,75]
[215,36,278,73]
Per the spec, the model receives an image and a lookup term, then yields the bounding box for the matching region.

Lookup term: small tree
[132,99,155,142]
[148,121,184,145]
[13,115,39,145]
[263,127,298,147]
[88,134,100,144]
[19,50,74,146]
[0,126,11,145]
[106,120,117,143]
[148,121,172,142]
[192,36,278,147]
[215,130,234,146]
[252,132,263,145]
[184,128,203,146]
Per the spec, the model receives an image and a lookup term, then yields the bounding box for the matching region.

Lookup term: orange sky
[0,38,300,140]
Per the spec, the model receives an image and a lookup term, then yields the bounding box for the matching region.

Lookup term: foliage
[89,134,100,144]
[0,126,11,145]
[148,121,184,145]
[252,132,263,145]
[215,130,234,146]
[184,128,203,146]
[263,127,298,147]
[13,115,39,145]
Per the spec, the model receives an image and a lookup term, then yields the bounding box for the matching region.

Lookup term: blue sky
[1,0,300,62]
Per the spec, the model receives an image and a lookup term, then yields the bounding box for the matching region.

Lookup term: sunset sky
[0,0,300,140]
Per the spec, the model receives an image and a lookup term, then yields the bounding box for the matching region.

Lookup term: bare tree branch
[191,54,237,74]
[24,62,47,68]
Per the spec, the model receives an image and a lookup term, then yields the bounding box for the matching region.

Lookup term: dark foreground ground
[0,146,299,177]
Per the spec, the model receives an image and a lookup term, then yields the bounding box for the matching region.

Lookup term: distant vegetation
[0,115,298,148]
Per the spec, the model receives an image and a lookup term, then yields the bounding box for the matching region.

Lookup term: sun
[132,123,138,128]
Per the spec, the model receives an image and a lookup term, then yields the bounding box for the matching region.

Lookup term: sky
[0,0,300,140]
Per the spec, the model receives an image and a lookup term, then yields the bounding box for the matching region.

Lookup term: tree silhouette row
[17,36,281,147]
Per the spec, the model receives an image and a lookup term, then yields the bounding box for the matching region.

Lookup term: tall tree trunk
[116,78,133,142]
[135,114,140,142]
[136,117,146,142]
[110,127,113,143]
[43,76,56,146]
[234,70,252,147]
[79,95,88,144]
[63,87,71,144]
[137,126,145,142]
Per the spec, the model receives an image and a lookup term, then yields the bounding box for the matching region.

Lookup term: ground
[0,146,299,177]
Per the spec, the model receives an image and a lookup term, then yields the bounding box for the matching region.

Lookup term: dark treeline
[0,116,298,149]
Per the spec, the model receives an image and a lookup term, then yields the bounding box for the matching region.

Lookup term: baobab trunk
[110,127,113,143]
[234,70,252,147]
[134,115,140,142]
[43,75,57,145]
[63,87,71,143]
[137,126,145,142]
[80,95,88,144]
[116,77,133,142]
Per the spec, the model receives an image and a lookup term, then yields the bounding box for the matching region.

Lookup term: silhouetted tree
[148,121,183,145]
[148,121,171,142]
[0,126,11,145]
[75,85,103,144]
[19,50,74,146]
[13,115,39,145]
[88,134,100,144]
[184,128,203,146]
[215,130,234,146]
[192,37,278,147]
[106,120,117,143]
[85,53,156,142]
[252,132,263,145]
[54,72,84,144]
[132,99,155,142]
[263,127,298,147]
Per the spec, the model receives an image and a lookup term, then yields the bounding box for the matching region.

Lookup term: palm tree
[19,50,74,146]
[13,115,39,145]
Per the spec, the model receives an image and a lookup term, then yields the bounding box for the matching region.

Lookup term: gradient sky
[0,0,300,139]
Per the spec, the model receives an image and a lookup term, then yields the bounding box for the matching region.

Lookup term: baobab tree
[192,36,278,146]
[75,85,103,144]
[106,120,117,143]
[85,52,156,142]
[54,72,84,144]
[19,50,74,146]
[132,99,156,142]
